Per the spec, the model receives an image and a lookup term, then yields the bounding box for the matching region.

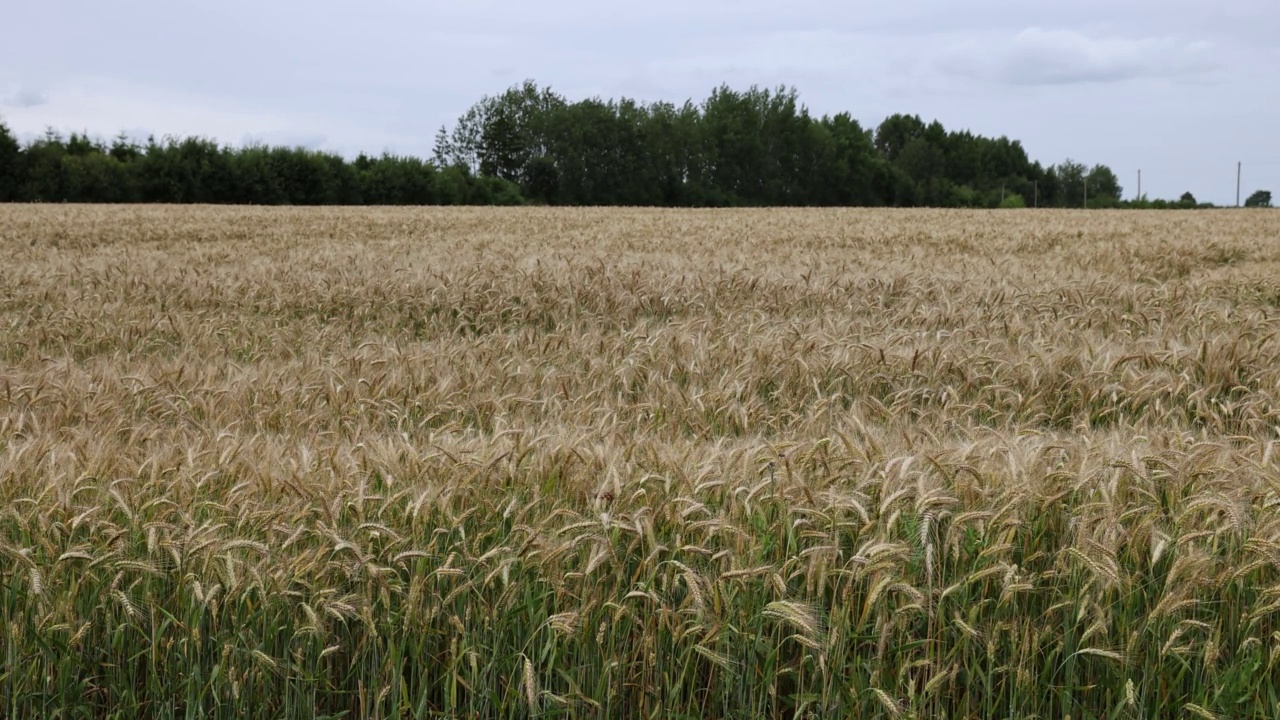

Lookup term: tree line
[433,81,1125,209]
[1,80,1242,208]
[0,126,525,206]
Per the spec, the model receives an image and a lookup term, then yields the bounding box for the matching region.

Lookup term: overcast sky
[3,0,1278,204]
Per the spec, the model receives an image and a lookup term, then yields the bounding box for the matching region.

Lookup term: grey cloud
[939,28,1218,85]
[3,88,49,108]
[0,0,1273,205]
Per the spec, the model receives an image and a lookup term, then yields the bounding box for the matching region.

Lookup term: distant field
[3,205,1280,719]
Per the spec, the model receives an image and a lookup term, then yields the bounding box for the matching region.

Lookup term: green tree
[357,154,438,205]
[0,120,22,200]
[874,114,925,162]
[700,85,767,204]
[468,175,527,205]
[475,80,566,190]
[1245,190,1272,208]
[61,152,137,202]
[1054,160,1087,208]
[896,137,945,185]
[437,102,489,174]
[430,81,1105,208]
[871,161,919,206]
[815,112,876,205]
[20,129,69,201]
[228,145,287,204]
[646,100,703,205]
[435,165,471,205]
[1085,165,1122,207]
[109,133,142,163]
[1000,193,1027,208]
[3,80,1148,210]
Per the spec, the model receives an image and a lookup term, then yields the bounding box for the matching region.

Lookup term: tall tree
[1245,190,1273,208]
[475,81,566,189]
[1085,165,1123,207]
[874,114,926,162]
[20,129,69,202]
[1,82,1132,210]
[0,120,21,201]
[1054,159,1088,208]
[820,113,876,205]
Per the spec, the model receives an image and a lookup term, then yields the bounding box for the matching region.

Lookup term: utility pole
[1083,177,1088,209]
[1137,169,1141,202]
[1237,161,1242,207]
[1034,181,1038,208]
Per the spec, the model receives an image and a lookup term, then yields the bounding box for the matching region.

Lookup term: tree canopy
[0,125,525,206]
[432,83,1122,208]
[0,81,1137,207]
[1245,190,1273,208]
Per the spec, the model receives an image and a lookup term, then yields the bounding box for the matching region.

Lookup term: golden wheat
[2,205,1280,718]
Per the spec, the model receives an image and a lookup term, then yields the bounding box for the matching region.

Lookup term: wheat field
[3,205,1280,719]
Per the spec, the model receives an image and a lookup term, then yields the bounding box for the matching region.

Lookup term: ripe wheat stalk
[1,204,1280,718]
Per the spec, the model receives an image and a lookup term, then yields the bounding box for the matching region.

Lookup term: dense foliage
[1,82,1132,207]
[433,82,1126,208]
[0,127,526,206]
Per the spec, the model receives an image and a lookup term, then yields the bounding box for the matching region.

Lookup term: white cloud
[938,27,1218,85]
[2,87,48,108]
[0,1,1274,206]
[0,78,417,157]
